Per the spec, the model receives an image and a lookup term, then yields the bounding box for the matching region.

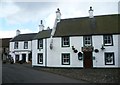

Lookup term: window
[105,52,115,65]
[62,53,70,65]
[24,42,28,49]
[84,36,92,46]
[103,35,113,46]
[62,37,70,47]
[38,39,43,49]
[14,42,18,49]
[38,53,43,64]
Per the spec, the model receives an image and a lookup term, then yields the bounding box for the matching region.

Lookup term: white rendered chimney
[16,29,20,36]
[56,8,61,22]
[39,20,44,31]
[89,6,94,18]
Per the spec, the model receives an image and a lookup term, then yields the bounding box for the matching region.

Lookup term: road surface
[2,63,86,83]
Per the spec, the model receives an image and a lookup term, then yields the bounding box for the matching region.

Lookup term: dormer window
[84,36,92,46]
[103,35,113,46]
[38,39,43,49]
[62,37,70,47]
[14,42,18,49]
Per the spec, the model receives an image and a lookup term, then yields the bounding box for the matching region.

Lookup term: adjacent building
[9,30,37,63]
[0,38,12,62]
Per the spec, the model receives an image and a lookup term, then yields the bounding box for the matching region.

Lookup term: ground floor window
[62,53,70,65]
[15,55,19,62]
[105,52,115,65]
[38,53,43,64]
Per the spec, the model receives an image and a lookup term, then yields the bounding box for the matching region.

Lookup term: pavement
[2,63,86,83]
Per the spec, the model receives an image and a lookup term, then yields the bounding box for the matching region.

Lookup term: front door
[83,52,93,68]
[22,54,26,63]
[28,52,32,62]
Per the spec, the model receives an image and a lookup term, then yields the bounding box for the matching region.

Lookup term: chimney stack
[89,6,94,18]
[56,8,61,22]
[16,29,20,36]
[39,20,44,31]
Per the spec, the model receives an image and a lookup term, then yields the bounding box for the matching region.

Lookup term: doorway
[22,54,26,63]
[83,52,93,68]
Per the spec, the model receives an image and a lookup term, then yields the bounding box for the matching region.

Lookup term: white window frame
[14,42,18,49]
[38,53,43,64]
[24,42,28,49]
[38,39,43,49]
[62,37,70,47]
[103,35,113,46]
[105,52,115,65]
[84,36,92,46]
[62,53,70,65]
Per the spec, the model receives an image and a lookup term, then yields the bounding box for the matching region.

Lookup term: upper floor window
[62,37,70,47]
[103,35,113,46]
[38,39,43,49]
[24,42,28,49]
[84,36,92,46]
[14,42,18,49]
[38,53,43,64]
[62,53,70,65]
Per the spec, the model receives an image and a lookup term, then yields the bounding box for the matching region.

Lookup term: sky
[0,0,119,38]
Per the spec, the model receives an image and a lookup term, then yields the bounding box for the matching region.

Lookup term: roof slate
[33,29,52,39]
[10,33,37,42]
[54,14,119,37]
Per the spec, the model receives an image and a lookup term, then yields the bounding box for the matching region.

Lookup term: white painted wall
[118,35,120,67]
[9,41,32,63]
[32,39,46,67]
[92,35,119,68]
[32,35,119,68]
[47,37,83,67]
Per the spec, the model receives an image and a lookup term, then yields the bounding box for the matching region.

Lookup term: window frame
[38,39,43,49]
[104,52,115,65]
[24,41,28,49]
[61,53,70,65]
[61,37,70,47]
[14,42,18,49]
[83,36,92,47]
[103,35,113,46]
[38,53,43,64]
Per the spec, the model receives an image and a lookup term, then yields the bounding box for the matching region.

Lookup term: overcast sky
[0,0,119,38]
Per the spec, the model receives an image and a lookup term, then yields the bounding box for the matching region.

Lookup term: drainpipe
[45,39,47,67]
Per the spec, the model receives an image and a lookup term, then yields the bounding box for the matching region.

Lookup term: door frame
[82,46,94,68]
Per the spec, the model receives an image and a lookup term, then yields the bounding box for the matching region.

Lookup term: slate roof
[33,29,52,39]
[10,33,37,42]
[54,14,119,37]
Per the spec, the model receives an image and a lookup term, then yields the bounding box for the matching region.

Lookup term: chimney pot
[39,20,44,31]
[16,29,20,36]
[89,6,94,18]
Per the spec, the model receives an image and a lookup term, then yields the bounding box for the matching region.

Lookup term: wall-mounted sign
[82,46,94,52]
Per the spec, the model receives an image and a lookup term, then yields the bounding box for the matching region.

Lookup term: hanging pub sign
[82,46,94,52]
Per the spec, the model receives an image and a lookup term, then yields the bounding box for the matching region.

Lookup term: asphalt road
[2,63,85,83]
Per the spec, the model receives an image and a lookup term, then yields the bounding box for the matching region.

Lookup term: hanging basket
[94,49,99,53]
[74,49,78,53]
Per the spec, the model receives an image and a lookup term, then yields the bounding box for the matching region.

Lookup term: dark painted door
[83,52,93,68]
[28,52,32,61]
[22,54,26,63]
